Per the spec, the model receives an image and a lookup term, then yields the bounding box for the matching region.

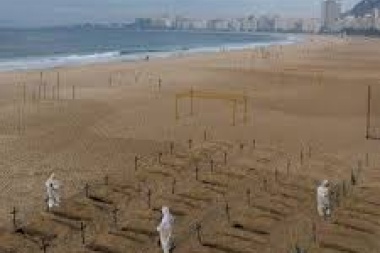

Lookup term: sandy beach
[0,35,379,252]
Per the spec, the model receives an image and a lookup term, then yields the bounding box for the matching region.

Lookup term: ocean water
[0,28,299,71]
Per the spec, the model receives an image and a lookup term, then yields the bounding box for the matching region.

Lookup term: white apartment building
[240,16,258,31]
[207,19,230,30]
[302,18,321,33]
[191,20,208,30]
[321,0,341,31]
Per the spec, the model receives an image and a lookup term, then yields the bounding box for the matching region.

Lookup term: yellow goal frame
[175,88,248,126]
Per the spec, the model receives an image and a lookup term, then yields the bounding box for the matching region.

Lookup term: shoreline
[0,32,301,73]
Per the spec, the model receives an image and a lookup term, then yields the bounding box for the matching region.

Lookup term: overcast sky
[0,0,360,27]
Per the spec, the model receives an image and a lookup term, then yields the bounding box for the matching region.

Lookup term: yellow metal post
[175,96,179,120]
[190,88,194,116]
[57,71,60,100]
[243,96,248,125]
[232,99,237,126]
[23,84,26,104]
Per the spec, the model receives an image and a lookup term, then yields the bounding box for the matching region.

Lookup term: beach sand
[0,35,379,252]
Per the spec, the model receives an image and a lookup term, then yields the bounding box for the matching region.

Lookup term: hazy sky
[0,0,360,27]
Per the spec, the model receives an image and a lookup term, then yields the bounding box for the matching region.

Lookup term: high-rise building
[321,0,341,31]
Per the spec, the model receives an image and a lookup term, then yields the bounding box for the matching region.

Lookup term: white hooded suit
[317,180,330,217]
[157,206,174,253]
[45,173,60,209]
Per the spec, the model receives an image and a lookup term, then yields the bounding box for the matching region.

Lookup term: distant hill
[346,0,380,17]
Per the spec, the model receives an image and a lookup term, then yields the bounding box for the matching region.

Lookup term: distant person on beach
[157,206,174,253]
[317,180,331,218]
[145,55,150,61]
[45,173,61,209]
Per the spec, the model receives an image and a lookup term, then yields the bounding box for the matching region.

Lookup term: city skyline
[0,0,360,27]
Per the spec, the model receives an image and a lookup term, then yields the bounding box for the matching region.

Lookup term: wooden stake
[336,187,341,207]
[84,183,89,198]
[243,96,248,124]
[158,152,163,164]
[342,181,347,197]
[232,99,237,126]
[366,85,371,139]
[190,88,194,116]
[43,83,47,100]
[72,85,75,100]
[80,222,86,244]
[23,84,26,104]
[210,159,214,172]
[112,207,119,228]
[225,201,230,222]
[275,168,278,182]
[188,139,192,149]
[172,178,176,194]
[247,189,251,206]
[224,151,227,165]
[147,188,152,208]
[195,165,199,181]
[351,169,356,186]
[56,72,60,100]
[312,222,317,244]
[10,207,17,231]
[134,156,139,171]
[41,237,49,253]
[195,223,202,245]
[287,159,291,175]
[263,178,267,191]
[40,71,43,86]
[308,145,312,158]
[175,96,179,120]
[170,142,174,155]
[38,85,41,100]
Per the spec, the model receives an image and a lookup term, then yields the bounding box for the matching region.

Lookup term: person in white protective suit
[157,206,174,253]
[317,180,330,217]
[45,173,60,209]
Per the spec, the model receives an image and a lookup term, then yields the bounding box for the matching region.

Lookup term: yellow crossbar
[176,90,246,102]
